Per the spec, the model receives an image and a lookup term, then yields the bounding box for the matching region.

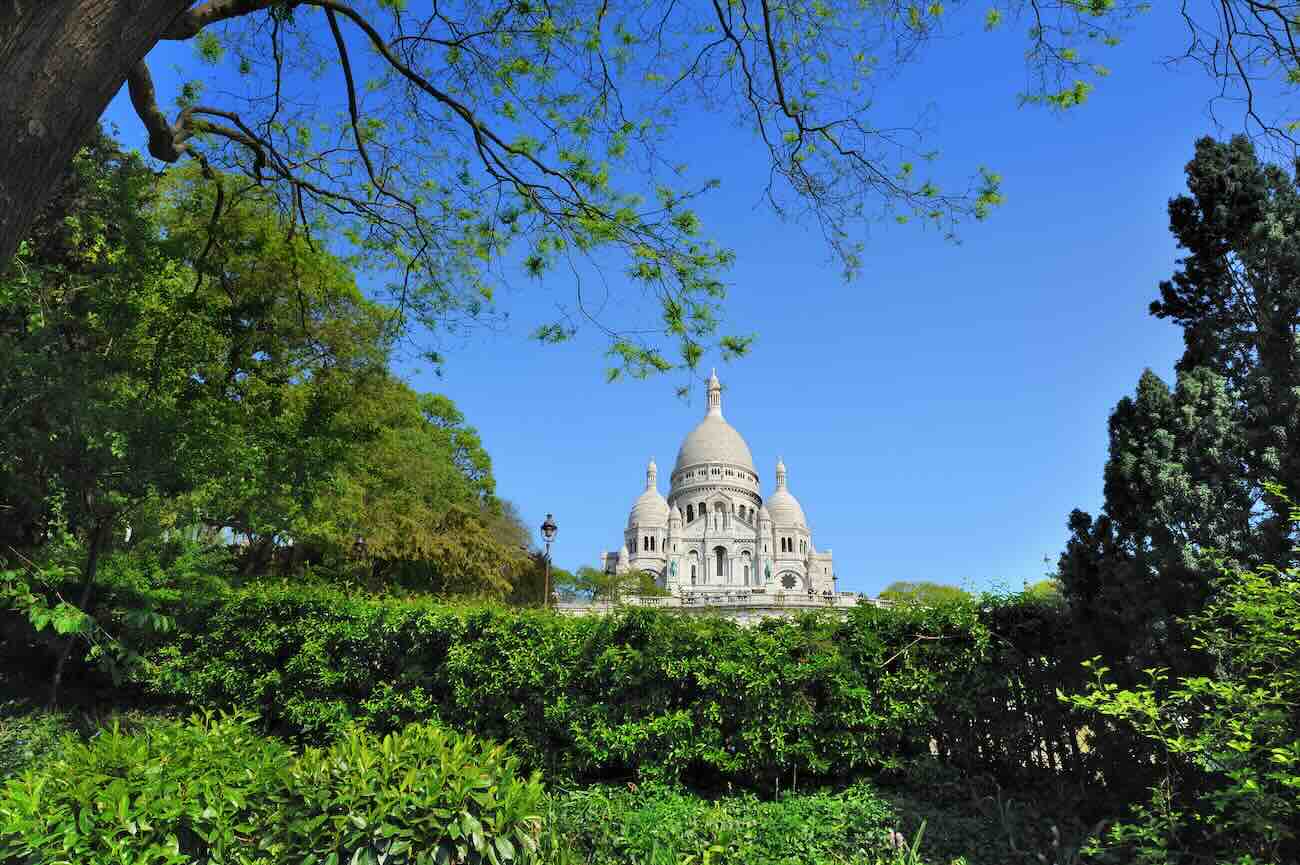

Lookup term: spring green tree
[3,0,1169,378]
[879,580,972,605]
[0,130,214,702]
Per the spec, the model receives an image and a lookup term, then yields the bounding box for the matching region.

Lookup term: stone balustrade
[552,590,891,623]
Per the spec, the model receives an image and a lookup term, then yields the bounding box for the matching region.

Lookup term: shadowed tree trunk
[47,518,109,708]
[0,0,189,268]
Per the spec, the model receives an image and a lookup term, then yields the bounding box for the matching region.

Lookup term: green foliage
[1021,579,1061,602]
[126,584,1097,795]
[0,705,71,781]
[1065,503,1300,864]
[0,711,293,865]
[878,582,972,605]
[0,131,528,701]
[541,781,901,864]
[270,723,545,865]
[560,566,667,601]
[0,711,545,865]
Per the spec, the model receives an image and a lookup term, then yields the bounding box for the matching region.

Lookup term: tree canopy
[1,128,537,702]
[878,580,972,605]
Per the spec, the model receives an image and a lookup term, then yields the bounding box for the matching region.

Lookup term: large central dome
[673,415,755,472]
[672,370,756,474]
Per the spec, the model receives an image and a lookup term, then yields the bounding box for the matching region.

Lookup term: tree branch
[162,0,280,40]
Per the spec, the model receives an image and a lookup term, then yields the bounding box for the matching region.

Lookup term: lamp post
[539,513,558,607]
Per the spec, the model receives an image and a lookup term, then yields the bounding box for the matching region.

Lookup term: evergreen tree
[1059,136,1299,674]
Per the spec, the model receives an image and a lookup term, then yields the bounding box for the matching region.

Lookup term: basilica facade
[599,371,835,594]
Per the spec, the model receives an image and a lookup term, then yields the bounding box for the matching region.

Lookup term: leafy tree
[0,129,209,702]
[1022,578,1062,602]
[150,161,396,575]
[560,565,664,602]
[305,374,530,593]
[0,129,414,699]
[878,580,972,605]
[2,0,1167,376]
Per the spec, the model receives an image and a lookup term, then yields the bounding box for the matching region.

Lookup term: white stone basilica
[599,371,835,594]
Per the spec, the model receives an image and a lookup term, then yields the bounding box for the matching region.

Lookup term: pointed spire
[646,457,658,490]
[706,368,722,417]
[775,457,787,490]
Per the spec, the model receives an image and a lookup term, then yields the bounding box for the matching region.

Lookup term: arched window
[686,504,694,522]
[651,536,656,552]
[741,550,752,585]
[689,550,699,585]
[714,546,726,582]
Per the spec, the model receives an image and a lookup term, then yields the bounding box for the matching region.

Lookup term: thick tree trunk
[0,0,190,268]
[47,519,109,708]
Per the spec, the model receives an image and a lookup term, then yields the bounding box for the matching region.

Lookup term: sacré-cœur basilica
[599,370,836,597]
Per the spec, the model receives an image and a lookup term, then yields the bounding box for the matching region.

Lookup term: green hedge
[0,712,544,865]
[124,584,1114,794]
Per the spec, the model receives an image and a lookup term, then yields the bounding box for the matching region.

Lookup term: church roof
[628,457,670,527]
[672,370,756,473]
[765,457,807,527]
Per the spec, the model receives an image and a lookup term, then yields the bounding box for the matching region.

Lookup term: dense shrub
[0,704,71,781]
[539,781,903,864]
[0,712,544,865]
[0,712,291,864]
[1067,553,1300,864]
[126,584,1110,794]
[271,722,544,864]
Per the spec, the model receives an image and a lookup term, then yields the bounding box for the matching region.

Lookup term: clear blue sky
[100,4,1254,594]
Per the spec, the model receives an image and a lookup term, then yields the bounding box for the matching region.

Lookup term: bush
[0,704,71,781]
[0,711,291,864]
[0,712,545,865]
[1066,551,1300,864]
[539,781,903,864]
[126,582,1105,795]
[270,722,545,864]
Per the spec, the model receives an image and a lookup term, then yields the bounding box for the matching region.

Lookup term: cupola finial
[706,369,722,417]
[775,457,787,490]
[646,457,657,489]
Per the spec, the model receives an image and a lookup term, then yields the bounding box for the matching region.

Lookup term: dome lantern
[706,368,722,417]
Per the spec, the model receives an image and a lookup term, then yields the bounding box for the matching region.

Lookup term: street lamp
[539,513,558,607]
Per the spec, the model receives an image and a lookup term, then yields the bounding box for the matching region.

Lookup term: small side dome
[765,489,807,527]
[628,457,670,528]
[766,456,807,527]
[757,503,772,523]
